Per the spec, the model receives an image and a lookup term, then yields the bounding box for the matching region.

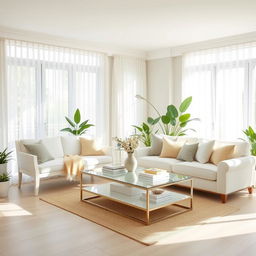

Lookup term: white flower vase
[0,181,9,197]
[124,152,137,172]
[0,163,7,175]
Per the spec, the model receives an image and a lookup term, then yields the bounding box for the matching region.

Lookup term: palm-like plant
[132,122,156,147]
[60,108,94,136]
[0,148,12,164]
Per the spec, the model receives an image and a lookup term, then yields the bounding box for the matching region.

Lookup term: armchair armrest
[134,147,151,158]
[217,156,255,194]
[17,152,39,176]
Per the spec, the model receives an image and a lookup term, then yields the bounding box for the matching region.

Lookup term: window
[5,40,107,142]
[182,43,256,140]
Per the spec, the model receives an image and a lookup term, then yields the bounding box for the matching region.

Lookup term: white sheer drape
[4,39,107,143]
[112,56,147,138]
[182,42,256,140]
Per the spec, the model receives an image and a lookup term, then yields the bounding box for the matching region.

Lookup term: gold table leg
[146,189,150,225]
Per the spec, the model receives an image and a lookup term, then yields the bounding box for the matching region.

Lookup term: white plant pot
[124,153,137,172]
[0,181,9,197]
[0,163,7,174]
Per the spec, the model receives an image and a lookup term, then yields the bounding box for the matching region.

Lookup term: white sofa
[135,137,255,203]
[15,136,112,195]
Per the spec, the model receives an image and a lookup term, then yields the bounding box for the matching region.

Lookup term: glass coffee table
[80,167,193,225]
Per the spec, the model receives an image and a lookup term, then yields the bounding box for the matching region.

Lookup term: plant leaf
[179,113,191,123]
[179,96,192,113]
[60,128,73,133]
[79,120,89,128]
[65,117,75,127]
[147,117,154,125]
[152,117,160,125]
[74,108,81,124]
[161,115,170,124]
[132,125,143,132]
[143,123,150,133]
[167,105,178,118]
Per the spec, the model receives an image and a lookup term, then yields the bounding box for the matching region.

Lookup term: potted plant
[243,126,256,156]
[0,148,12,174]
[60,108,94,136]
[0,173,10,197]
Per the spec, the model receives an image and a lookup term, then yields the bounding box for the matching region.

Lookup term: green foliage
[0,173,9,182]
[243,126,256,156]
[0,148,12,164]
[147,96,199,136]
[132,122,155,147]
[60,108,94,136]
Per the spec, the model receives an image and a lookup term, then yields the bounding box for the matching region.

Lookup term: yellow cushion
[80,137,105,156]
[210,145,235,165]
[160,138,184,158]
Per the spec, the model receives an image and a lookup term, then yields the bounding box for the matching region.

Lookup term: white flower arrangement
[114,136,139,153]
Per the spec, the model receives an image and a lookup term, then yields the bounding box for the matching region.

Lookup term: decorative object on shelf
[243,126,256,156]
[152,189,164,195]
[0,148,12,174]
[136,94,199,136]
[0,173,10,197]
[60,108,94,136]
[115,137,139,172]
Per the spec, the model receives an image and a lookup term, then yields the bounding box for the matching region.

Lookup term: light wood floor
[1,177,256,256]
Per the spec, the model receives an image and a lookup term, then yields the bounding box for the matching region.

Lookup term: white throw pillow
[61,136,81,155]
[41,136,64,159]
[195,140,215,164]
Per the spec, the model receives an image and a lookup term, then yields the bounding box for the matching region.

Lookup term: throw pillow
[210,145,236,165]
[80,137,105,156]
[149,134,163,156]
[195,140,215,164]
[177,143,199,162]
[160,138,184,158]
[24,143,54,164]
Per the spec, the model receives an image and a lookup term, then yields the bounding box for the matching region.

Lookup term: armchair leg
[18,171,22,189]
[248,187,253,194]
[34,176,40,196]
[220,194,228,203]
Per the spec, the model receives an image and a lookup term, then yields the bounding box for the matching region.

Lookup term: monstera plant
[136,95,199,136]
[60,108,94,136]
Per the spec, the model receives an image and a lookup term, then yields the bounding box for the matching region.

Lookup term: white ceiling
[0,0,256,52]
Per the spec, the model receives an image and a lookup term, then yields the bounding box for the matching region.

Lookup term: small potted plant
[0,173,10,197]
[0,148,12,174]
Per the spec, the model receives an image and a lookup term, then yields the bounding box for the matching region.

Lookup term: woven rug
[40,186,238,245]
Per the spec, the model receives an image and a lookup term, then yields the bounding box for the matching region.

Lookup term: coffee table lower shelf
[81,183,192,225]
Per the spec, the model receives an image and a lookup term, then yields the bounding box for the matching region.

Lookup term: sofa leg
[248,187,253,194]
[18,171,22,189]
[34,176,40,196]
[220,194,228,203]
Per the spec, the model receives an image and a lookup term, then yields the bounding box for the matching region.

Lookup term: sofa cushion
[80,137,105,156]
[215,140,250,157]
[160,138,184,158]
[41,136,64,159]
[61,136,81,155]
[149,134,165,156]
[20,139,40,153]
[177,143,199,162]
[210,145,235,165]
[195,139,215,164]
[173,161,217,181]
[137,156,182,172]
[39,158,64,174]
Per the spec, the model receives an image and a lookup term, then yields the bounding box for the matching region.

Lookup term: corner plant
[132,122,158,147]
[0,148,12,164]
[243,126,256,156]
[136,95,199,136]
[0,173,9,182]
[60,108,94,136]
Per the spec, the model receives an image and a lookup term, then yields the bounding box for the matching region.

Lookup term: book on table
[140,190,175,203]
[102,164,125,170]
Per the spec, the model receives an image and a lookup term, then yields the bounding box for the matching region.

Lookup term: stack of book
[102,164,126,177]
[138,168,169,185]
[110,183,141,196]
[140,190,174,203]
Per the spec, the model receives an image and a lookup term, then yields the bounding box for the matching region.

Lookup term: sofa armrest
[134,147,151,158]
[17,152,39,176]
[217,156,255,194]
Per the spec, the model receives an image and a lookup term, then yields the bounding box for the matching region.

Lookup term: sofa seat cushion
[173,161,217,181]
[81,155,112,168]
[137,156,182,172]
[39,158,64,174]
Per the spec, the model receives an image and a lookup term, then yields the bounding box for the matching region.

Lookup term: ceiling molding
[146,31,256,60]
[0,26,147,59]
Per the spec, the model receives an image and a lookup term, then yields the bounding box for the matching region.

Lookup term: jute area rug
[40,186,238,246]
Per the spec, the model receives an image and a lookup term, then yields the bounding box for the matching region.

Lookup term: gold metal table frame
[80,170,193,225]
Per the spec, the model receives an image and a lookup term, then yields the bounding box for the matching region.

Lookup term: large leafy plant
[0,148,12,164]
[243,126,256,156]
[61,108,94,136]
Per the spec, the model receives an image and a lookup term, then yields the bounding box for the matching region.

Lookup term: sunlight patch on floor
[0,202,32,217]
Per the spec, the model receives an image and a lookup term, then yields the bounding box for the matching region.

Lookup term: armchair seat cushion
[137,156,182,172]
[173,161,217,181]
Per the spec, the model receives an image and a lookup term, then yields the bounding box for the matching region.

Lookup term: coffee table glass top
[83,167,191,189]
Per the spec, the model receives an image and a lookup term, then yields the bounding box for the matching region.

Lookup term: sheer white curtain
[112,56,147,138]
[4,39,107,143]
[182,42,256,140]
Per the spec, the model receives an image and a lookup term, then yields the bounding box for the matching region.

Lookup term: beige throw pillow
[210,145,235,165]
[160,138,184,158]
[80,137,105,156]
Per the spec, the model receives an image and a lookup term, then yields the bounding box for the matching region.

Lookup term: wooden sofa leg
[220,194,228,203]
[248,187,253,194]
[18,171,22,189]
